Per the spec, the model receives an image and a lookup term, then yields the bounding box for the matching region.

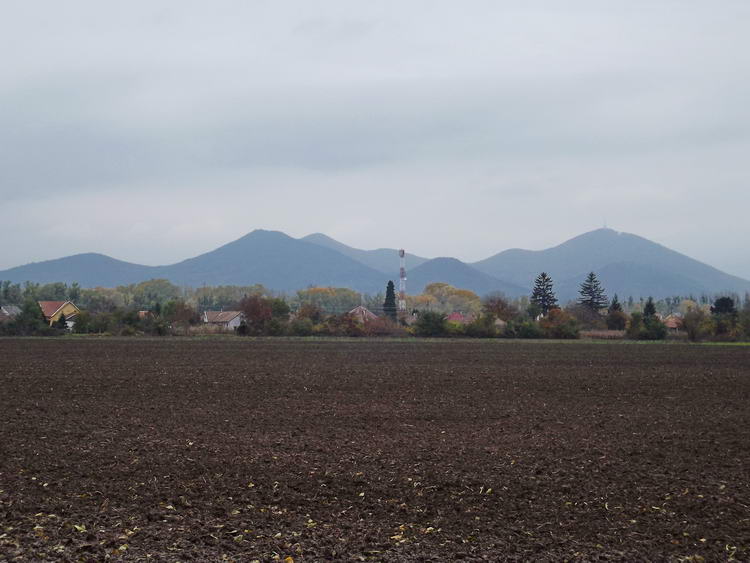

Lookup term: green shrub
[627,312,667,340]
[464,314,497,338]
[413,311,448,337]
[606,310,628,330]
[445,321,466,337]
[288,318,314,336]
[264,318,287,336]
[516,320,543,339]
[626,312,644,339]
[641,317,667,340]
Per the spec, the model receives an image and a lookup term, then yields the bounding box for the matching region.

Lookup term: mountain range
[1,228,749,300]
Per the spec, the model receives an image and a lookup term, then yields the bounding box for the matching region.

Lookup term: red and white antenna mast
[398,249,407,319]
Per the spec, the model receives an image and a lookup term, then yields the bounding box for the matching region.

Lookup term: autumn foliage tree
[539,308,579,339]
[296,302,323,324]
[482,292,519,321]
[239,294,273,335]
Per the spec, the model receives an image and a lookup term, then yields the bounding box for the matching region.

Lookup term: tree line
[1,276,749,341]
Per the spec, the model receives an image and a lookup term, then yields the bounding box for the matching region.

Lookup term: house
[203,310,244,330]
[0,305,21,323]
[38,301,80,328]
[663,314,683,332]
[446,312,465,324]
[348,305,379,324]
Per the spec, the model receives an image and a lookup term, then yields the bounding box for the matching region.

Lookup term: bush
[413,311,448,337]
[626,312,644,340]
[566,304,604,330]
[627,312,667,340]
[445,322,466,337]
[713,314,738,339]
[516,320,543,339]
[72,311,92,334]
[464,314,497,338]
[606,310,628,330]
[312,314,363,337]
[287,318,314,336]
[682,309,713,342]
[264,317,287,336]
[642,317,668,340]
[1,299,54,336]
[539,309,579,339]
[361,317,405,337]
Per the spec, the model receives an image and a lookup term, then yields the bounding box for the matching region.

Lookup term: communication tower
[398,249,407,318]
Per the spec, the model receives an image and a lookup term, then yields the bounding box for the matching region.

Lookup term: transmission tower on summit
[398,249,407,319]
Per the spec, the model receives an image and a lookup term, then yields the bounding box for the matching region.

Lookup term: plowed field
[1,339,749,561]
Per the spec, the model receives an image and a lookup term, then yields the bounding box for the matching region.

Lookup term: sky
[2,1,750,277]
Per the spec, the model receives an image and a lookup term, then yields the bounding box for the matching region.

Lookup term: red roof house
[348,305,379,323]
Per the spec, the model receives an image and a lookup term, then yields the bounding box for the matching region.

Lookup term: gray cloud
[1,1,749,278]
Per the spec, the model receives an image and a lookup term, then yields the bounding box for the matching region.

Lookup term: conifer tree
[383,281,397,321]
[608,294,623,313]
[530,272,558,316]
[711,296,736,316]
[643,296,657,318]
[578,272,608,311]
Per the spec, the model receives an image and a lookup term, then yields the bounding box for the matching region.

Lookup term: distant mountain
[0,253,158,287]
[2,227,749,299]
[162,230,386,293]
[0,230,388,294]
[408,257,526,296]
[473,228,750,300]
[302,233,429,275]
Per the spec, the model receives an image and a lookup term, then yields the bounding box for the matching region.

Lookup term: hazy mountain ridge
[473,229,750,300]
[0,253,160,287]
[0,231,388,294]
[160,230,387,292]
[1,228,748,299]
[301,233,430,274]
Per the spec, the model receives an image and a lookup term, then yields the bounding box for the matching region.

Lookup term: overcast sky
[2,1,749,277]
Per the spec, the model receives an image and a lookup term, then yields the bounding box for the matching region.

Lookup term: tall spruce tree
[383,281,397,321]
[578,272,608,311]
[530,272,558,316]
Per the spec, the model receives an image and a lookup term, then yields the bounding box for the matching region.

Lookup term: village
[1,282,739,341]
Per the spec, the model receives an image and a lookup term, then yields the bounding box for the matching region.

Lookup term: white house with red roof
[203,310,244,330]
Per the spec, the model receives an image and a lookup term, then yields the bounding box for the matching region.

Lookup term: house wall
[227,316,242,330]
[49,302,80,325]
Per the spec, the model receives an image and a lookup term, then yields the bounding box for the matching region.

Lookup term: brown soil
[1,338,749,561]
